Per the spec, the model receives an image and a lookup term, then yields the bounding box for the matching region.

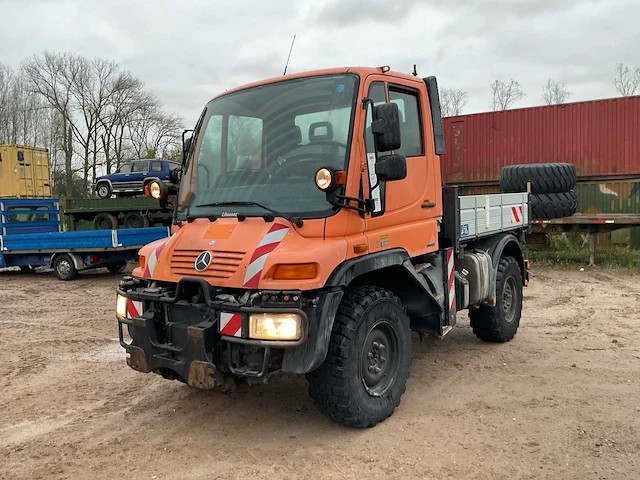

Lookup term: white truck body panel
[459,192,529,241]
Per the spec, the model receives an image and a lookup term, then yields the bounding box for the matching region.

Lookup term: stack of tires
[500,163,578,219]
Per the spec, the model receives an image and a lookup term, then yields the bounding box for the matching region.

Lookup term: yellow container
[0,144,51,198]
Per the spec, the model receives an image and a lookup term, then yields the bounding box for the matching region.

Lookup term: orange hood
[133,217,348,291]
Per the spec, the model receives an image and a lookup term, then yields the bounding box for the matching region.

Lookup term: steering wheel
[308,139,348,148]
[251,156,330,198]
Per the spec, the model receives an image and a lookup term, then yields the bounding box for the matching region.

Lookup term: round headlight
[149,181,162,199]
[315,168,333,191]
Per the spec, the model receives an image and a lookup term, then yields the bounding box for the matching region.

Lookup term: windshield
[177,74,358,219]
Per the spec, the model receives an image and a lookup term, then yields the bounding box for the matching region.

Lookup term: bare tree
[22,52,82,198]
[613,63,640,97]
[11,51,183,197]
[440,88,469,117]
[490,79,526,111]
[542,78,571,105]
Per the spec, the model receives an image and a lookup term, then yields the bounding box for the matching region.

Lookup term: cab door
[362,77,440,257]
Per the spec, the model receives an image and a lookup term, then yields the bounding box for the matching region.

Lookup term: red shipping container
[440,95,640,185]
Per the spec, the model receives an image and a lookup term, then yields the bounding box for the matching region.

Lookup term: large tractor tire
[307,286,412,428]
[500,163,576,194]
[469,255,523,343]
[530,191,577,219]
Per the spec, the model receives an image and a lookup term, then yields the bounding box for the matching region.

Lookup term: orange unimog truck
[116,66,531,427]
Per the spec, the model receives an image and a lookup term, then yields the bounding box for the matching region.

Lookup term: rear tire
[469,256,522,343]
[53,254,78,281]
[307,286,412,428]
[96,182,112,198]
[123,212,149,228]
[500,163,576,194]
[530,191,577,219]
[93,212,119,230]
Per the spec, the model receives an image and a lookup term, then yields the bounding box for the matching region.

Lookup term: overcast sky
[1,0,639,126]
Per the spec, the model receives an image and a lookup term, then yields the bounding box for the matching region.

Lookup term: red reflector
[89,255,100,263]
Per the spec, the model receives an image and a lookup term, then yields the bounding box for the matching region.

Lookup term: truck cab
[116,66,529,427]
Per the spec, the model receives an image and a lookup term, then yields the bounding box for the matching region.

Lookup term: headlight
[249,313,301,341]
[116,294,128,318]
[149,181,162,199]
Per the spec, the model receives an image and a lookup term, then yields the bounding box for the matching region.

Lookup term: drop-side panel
[459,193,529,241]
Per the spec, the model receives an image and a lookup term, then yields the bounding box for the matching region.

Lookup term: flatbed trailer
[529,213,640,265]
[0,226,169,280]
[62,196,174,231]
[1,197,169,279]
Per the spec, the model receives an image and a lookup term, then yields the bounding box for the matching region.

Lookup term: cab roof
[209,66,424,102]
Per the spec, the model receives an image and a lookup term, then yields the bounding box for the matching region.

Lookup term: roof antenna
[412,64,418,76]
[283,34,297,75]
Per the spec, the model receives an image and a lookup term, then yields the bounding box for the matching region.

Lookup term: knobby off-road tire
[500,163,576,194]
[530,191,577,219]
[307,286,412,428]
[469,256,523,343]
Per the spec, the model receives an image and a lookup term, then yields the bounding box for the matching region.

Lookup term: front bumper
[116,276,342,386]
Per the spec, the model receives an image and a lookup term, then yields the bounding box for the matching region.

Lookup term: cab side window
[389,87,423,157]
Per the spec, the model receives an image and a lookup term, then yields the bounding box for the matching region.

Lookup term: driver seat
[308,122,341,166]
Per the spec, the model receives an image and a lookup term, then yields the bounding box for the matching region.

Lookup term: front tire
[307,286,412,428]
[469,256,523,342]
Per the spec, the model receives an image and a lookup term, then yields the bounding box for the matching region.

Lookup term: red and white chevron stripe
[242,223,289,288]
[143,240,169,277]
[219,312,242,337]
[446,248,455,313]
[511,205,524,224]
[126,299,144,318]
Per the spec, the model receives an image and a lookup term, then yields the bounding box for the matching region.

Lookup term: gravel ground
[1,265,639,479]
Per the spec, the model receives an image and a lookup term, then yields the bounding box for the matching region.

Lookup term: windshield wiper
[194,201,304,227]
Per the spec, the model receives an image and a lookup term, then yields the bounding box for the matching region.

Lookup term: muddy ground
[1,265,639,479]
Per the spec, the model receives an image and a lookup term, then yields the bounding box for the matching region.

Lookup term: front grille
[171,249,246,279]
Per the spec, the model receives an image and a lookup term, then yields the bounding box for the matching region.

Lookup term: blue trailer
[1,197,169,280]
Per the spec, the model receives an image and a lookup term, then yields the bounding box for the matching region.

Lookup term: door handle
[421,202,436,208]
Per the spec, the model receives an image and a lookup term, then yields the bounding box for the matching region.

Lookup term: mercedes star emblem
[194,251,212,271]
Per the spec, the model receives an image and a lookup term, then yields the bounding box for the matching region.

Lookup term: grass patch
[525,233,640,269]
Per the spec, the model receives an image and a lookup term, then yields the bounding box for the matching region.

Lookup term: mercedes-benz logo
[194,251,212,271]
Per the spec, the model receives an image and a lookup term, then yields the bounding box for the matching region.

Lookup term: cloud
[0,0,639,123]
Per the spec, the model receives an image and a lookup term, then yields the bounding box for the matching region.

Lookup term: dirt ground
[1,265,639,480]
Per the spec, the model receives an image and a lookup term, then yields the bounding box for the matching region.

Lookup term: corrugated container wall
[0,145,52,198]
[440,95,640,185]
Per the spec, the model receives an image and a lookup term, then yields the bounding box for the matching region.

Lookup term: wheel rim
[57,259,71,277]
[360,320,399,396]
[96,217,109,229]
[502,276,518,323]
[98,186,108,197]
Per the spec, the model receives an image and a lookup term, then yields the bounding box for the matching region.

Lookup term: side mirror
[375,154,407,182]
[371,102,401,152]
[183,135,192,163]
